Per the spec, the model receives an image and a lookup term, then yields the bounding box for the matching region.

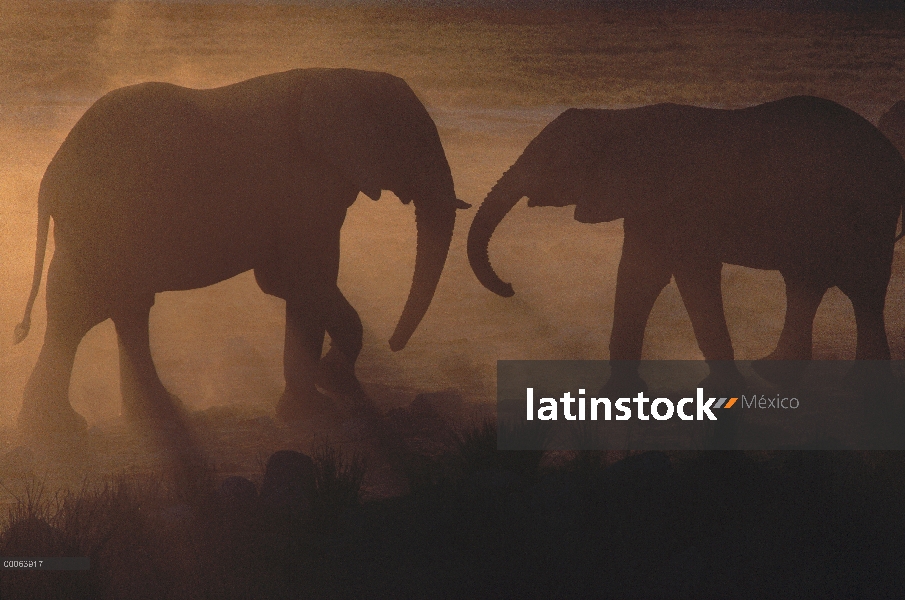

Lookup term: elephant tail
[896,203,905,242]
[14,187,51,344]
[896,180,905,242]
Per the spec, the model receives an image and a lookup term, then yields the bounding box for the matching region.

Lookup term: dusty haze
[1,2,904,446]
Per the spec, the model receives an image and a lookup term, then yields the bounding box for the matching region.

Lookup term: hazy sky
[139,0,905,10]
[431,0,905,7]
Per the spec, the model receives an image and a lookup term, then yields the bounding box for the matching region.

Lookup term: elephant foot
[18,401,88,442]
[698,363,746,396]
[316,350,381,420]
[599,369,648,399]
[122,391,188,427]
[842,361,895,394]
[316,348,364,397]
[702,411,740,450]
[276,389,339,424]
[751,356,809,387]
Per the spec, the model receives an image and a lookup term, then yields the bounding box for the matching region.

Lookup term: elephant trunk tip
[466,230,516,298]
[478,275,515,298]
[388,334,407,352]
[13,320,30,345]
[465,167,525,299]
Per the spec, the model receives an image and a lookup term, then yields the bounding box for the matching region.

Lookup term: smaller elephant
[468,96,905,388]
[879,100,905,159]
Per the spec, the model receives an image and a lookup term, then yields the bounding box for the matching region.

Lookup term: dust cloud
[1,2,903,450]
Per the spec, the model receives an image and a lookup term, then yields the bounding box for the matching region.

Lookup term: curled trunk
[389,201,456,351]
[467,170,524,297]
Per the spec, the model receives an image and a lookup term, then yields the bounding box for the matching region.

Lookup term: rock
[260,450,316,513]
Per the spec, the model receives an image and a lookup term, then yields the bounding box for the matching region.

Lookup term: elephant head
[299,69,469,350]
[467,108,629,297]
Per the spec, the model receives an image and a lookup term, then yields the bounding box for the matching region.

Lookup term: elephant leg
[838,279,891,361]
[111,297,182,423]
[279,279,369,415]
[609,241,672,361]
[752,274,828,385]
[836,273,894,397]
[317,287,365,397]
[768,274,828,360]
[112,297,207,493]
[19,255,106,438]
[674,260,733,361]
[674,260,744,390]
[256,265,337,417]
[605,238,672,394]
[277,297,335,421]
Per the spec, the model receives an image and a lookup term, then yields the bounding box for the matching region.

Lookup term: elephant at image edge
[468,96,905,388]
[879,100,905,159]
[15,68,469,436]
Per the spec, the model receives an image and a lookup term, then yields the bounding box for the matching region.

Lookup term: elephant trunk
[467,169,524,297]
[389,200,456,351]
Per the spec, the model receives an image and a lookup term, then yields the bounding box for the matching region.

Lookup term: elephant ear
[573,161,628,223]
[574,160,645,224]
[298,71,387,201]
[571,111,645,224]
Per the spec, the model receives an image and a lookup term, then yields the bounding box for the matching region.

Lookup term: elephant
[468,96,905,389]
[879,100,905,158]
[14,68,469,438]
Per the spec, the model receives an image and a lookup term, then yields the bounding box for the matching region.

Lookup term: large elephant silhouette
[879,100,905,158]
[15,68,468,437]
[469,96,905,387]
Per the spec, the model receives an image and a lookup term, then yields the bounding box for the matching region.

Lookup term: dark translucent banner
[2,557,90,570]
[497,360,905,450]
